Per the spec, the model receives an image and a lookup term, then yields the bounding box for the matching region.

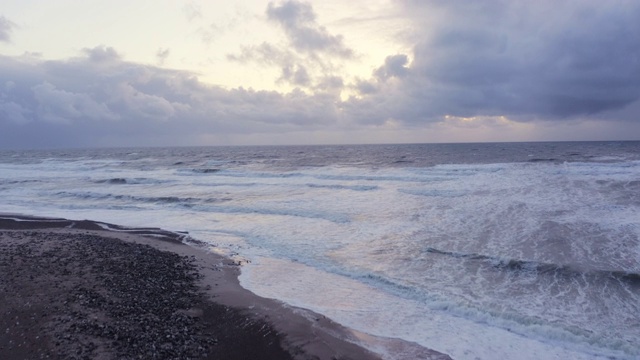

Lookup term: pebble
[0,230,216,359]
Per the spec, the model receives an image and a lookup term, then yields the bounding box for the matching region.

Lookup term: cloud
[197,16,244,45]
[229,42,313,86]
[347,0,640,126]
[374,54,409,80]
[198,23,223,45]
[156,48,170,65]
[31,82,119,124]
[0,100,31,124]
[182,3,243,46]
[230,1,352,89]
[0,16,17,43]
[2,1,640,149]
[315,75,343,92]
[83,46,121,63]
[267,0,353,58]
[0,48,344,148]
[182,2,202,22]
[281,63,310,86]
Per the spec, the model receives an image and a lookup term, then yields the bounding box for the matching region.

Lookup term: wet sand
[0,214,451,360]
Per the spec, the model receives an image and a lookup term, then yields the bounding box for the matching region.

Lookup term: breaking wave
[423,247,640,285]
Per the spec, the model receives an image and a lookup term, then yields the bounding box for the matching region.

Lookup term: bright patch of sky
[3,1,405,93]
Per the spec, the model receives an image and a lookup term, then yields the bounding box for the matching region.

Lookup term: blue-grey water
[1,142,639,359]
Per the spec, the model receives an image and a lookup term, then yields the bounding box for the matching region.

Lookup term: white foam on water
[238,257,628,360]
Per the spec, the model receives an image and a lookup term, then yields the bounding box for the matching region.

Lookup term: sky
[1,0,639,149]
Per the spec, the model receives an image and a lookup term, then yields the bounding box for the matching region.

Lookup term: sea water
[1,142,639,359]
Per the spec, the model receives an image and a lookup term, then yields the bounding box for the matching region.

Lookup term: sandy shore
[0,214,451,360]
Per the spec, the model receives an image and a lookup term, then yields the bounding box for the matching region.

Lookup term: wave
[55,191,228,206]
[346,264,640,357]
[527,158,560,163]
[398,188,466,197]
[193,182,258,187]
[178,169,305,179]
[190,168,221,174]
[53,191,347,223]
[190,181,377,192]
[0,179,41,185]
[392,159,413,164]
[189,205,351,224]
[423,247,640,285]
[312,173,448,183]
[305,183,378,191]
[95,178,127,184]
[181,168,454,184]
[93,178,171,185]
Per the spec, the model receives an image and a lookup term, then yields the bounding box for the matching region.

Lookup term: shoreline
[0,214,450,360]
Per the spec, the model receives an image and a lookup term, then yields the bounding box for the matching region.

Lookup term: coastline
[0,214,451,360]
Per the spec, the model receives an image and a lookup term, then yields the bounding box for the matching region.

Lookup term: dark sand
[0,215,451,360]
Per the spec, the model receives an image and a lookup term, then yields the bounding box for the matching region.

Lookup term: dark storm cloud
[348,0,640,125]
[0,16,17,42]
[266,0,353,58]
[0,48,342,149]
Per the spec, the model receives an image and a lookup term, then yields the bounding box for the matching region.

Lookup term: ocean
[1,142,639,359]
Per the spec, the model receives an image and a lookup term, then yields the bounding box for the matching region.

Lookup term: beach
[2,143,638,359]
[0,214,448,360]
